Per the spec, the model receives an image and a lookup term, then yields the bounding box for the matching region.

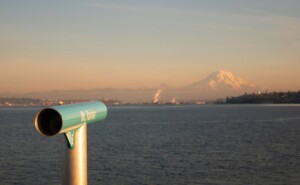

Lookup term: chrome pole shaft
[63,123,87,185]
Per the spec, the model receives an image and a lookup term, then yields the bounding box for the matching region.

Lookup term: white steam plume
[153,89,162,104]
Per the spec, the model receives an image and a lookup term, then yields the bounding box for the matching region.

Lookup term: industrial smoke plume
[153,89,162,104]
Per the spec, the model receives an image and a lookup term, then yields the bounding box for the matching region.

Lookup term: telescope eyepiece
[35,108,62,136]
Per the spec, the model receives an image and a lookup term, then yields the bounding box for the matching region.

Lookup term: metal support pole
[63,123,87,185]
[35,102,107,185]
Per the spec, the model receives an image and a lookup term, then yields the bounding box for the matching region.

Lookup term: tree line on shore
[226,91,300,104]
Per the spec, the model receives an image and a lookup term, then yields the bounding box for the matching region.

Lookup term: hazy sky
[1,0,300,93]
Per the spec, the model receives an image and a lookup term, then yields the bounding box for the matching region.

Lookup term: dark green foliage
[226,91,300,104]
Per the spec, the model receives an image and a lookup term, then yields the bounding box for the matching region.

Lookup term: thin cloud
[75,1,300,46]
[76,1,164,13]
[76,1,227,18]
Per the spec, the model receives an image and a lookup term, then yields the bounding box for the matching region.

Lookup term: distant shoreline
[225,91,300,104]
[1,91,300,106]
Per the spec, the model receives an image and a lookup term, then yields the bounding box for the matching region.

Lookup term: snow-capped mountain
[171,70,262,100]
[186,70,257,91]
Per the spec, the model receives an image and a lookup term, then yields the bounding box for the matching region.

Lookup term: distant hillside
[0,70,262,102]
[0,97,41,106]
[226,91,300,104]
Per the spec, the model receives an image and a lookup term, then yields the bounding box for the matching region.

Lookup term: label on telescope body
[80,109,97,122]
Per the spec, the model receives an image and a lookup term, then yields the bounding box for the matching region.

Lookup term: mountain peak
[186,70,256,90]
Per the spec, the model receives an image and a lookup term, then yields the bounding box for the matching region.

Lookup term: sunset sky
[1,0,300,94]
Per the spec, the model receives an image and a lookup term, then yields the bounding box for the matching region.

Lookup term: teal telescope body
[35,101,107,148]
[35,101,107,185]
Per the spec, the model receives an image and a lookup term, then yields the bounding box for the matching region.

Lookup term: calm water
[0,105,299,185]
